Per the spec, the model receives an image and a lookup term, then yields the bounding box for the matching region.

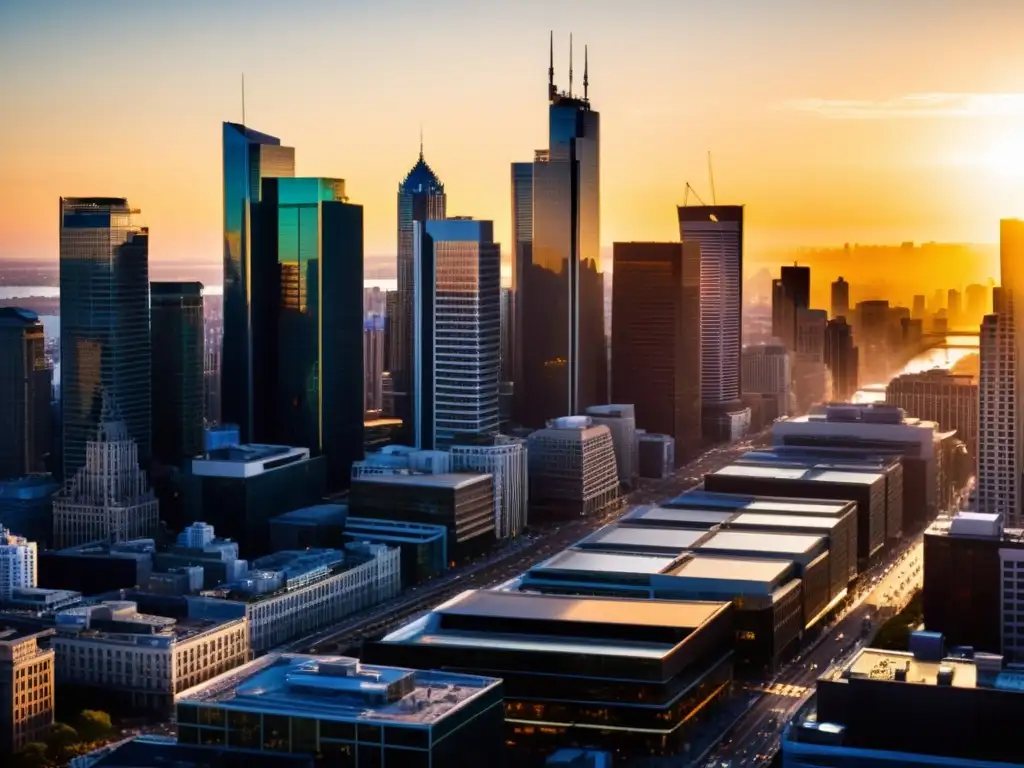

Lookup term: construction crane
[682,182,707,207]
[682,151,719,207]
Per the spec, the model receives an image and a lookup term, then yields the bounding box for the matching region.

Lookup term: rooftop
[577,525,708,553]
[0,307,42,326]
[665,490,854,516]
[696,529,826,556]
[621,505,733,528]
[727,512,841,531]
[534,548,677,575]
[668,554,794,585]
[272,504,348,525]
[353,472,491,491]
[838,647,979,688]
[191,444,311,478]
[710,464,881,485]
[179,653,498,727]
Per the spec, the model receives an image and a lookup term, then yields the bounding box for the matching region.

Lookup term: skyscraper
[831,276,850,320]
[610,241,702,463]
[0,309,51,479]
[395,144,447,440]
[365,316,385,415]
[781,264,810,312]
[515,37,605,427]
[0,524,36,601]
[151,282,205,467]
[825,317,859,401]
[221,122,295,443]
[59,197,151,480]
[413,218,501,449]
[677,205,749,441]
[253,177,365,485]
[510,160,533,421]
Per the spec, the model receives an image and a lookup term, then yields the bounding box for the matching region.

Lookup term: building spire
[583,45,589,101]
[548,30,555,102]
[419,124,424,161]
[569,33,573,97]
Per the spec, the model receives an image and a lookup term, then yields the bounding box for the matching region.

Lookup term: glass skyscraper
[413,218,501,450]
[59,197,151,480]
[395,147,447,440]
[0,308,51,480]
[253,177,365,486]
[221,122,295,443]
[513,44,605,427]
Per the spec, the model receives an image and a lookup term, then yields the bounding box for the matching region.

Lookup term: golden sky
[3,1,1024,268]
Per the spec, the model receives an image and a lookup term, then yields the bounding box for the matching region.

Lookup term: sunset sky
[3,0,1024,270]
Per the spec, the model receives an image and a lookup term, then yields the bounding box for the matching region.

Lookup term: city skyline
[4,2,1024,265]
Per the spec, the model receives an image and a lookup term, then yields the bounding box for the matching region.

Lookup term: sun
[979,134,1024,178]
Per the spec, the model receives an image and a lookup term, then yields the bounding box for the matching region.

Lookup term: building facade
[0,309,51,480]
[221,122,295,444]
[831,276,850,320]
[52,395,159,548]
[610,242,702,463]
[449,436,529,539]
[527,416,620,518]
[0,525,36,601]
[887,369,977,459]
[151,282,205,467]
[0,627,54,755]
[993,218,1024,526]
[364,316,385,415]
[59,197,151,479]
[413,218,501,449]
[977,309,1017,518]
[742,343,791,418]
[825,317,858,401]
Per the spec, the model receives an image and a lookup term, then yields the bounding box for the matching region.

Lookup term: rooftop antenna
[241,73,246,127]
[707,151,717,205]
[568,33,573,97]
[583,45,589,101]
[548,31,555,102]
[419,124,424,160]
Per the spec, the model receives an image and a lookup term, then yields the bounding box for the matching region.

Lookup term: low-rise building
[152,522,248,590]
[527,417,620,518]
[636,432,675,479]
[175,653,504,766]
[0,625,54,755]
[343,517,448,587]
[52,601,248,713]
[40,539,155,596]
[449,436,529,539]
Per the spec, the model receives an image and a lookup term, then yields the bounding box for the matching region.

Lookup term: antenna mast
[707,151,717,205]
[548,31,555,102]
[584,45,589,101]
[241,73,246,127]
[568,34,573,97]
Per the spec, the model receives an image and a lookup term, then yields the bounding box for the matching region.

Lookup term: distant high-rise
[771,278,795,349]
[515,37,605,427]
[0,309,51,479]
[221,122,295,444]
[610,241,702,463]
[510,161,533,418]
[965,284,989,324]
[151,282,205,467]
[831,276,850,320]
[59,197,151,480]
[0,524,36,600]
[887,369,977,459]
[52,393,159,548]
[948,288,962,327]
[742,343,791,418]
[395,145,447,441]
[781,265,810,312]
[365,316,385,415]
[911,294,926,320]
[677,205,749,441]
[253,177,365,486]
[825,318,859,401]
[413,218,501,449]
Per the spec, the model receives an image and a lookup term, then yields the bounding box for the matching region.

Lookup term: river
[853,334,979,403]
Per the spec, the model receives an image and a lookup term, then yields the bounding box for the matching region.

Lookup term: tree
[76,709,113,743]
[45,722,79,761]
[13,742,50,768]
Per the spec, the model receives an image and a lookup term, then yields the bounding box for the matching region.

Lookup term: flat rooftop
[839,647,979,689]
[534,548,678,575]
[710,464,881,485]
[728,512,841,531]
[191,445,311,478]
[353,472,490,490]
[621,504,733,528]
[696,529,826,556]
[272,504,347,524]
[668,554,793,585]
[179,653,500,726]
[664,490,854,516]
[577,525,708,553]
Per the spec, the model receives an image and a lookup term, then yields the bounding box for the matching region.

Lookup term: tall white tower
[0,524,36,600]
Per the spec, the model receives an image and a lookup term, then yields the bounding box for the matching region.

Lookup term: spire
[583,45,589,101]
[548,30,555,102]
[419,124,424,161]
[569,33,573,97]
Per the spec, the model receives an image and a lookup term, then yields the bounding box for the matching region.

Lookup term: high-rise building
[610,241,702,463]
[395,145,447,440]
[677,205,749,441]
[450,436,529,539]
[0,308,51,479]
[825,317,859,401]
[52,393,159,548]
[413,218,501,449]
[151,282,205,467]
[515,39,605,427]
[221,122,295,444]
[887,369,978,459]
[772,277,796,349]
[203,321,222,425]
[586,404,639,487]
[781,264,810,312]
[831,276,850,320]
[948,288,962,327]
[911,294,926,320]
[510,160,533,419]
[965,283,989,325]
[383,289,398,375]
[0,524,36,600]
[741,343,791,418]
[1001,219,1024,526]
[252,177,365,485]
[59,197,151,479]
[855,299,891,385]
[364,316,385,415]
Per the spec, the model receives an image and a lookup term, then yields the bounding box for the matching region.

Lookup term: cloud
[781,93,1024,120]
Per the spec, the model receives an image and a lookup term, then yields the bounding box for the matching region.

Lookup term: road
[699,538,925,768]
[285,429,773,654]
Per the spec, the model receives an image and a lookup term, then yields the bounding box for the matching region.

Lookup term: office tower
[252,177,364,485]
[59,197,151,480]
[527,416,620,517]
[395,145,447,440]
[0,627,54,755]
[610,241,702,463]
[450,436,529,539]
[221,122,295,443]
[781,264,810,311]
[52,392,159,548]
[911,294,926,320]
[413,218,501,449]
[0,309,51,479]
[948,288,962,328]
[203,321,222,425]
[586,404,638,487]
[0,524,35,602]
[965,283,989,324]
[510,161,533,420]
[677,205,750,441]
[975,313,1013,516]
[364,316,385,415]
[383,289,398,373]
[771,278,795,349]
[151,282,205,467]
[855,299,891,384]
[887,369,977,459]
[741,343,791,418]
[831,276,850,320]
[515,40,605,427]
[825,317,859,401]
[500,287,513,383]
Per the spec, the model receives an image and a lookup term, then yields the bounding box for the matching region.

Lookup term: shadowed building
[0,309,51,479]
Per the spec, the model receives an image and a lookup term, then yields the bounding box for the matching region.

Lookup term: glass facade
[221,122,295,443]
[413,218,501,450]
[0,309,51,480]
[253,177,364,487]
[59,197,151,479]
[395,151,446,443]
[150,282,205,466]
[516,95,604,428]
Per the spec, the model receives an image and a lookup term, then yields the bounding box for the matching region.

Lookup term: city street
[699,539,925,767]
[287,428,773,654]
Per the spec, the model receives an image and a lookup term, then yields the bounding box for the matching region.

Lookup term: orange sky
[4,1,1024,268]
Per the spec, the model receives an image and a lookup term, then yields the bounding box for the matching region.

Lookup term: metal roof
[665,490,854,516]
[696,529,826,555]
[711,464,881,485]
[669,554,793,584]
[577,525,707,552]
[727,512,841,531]
[534,549,677,575]
[621,505,733,527]
[353,472,491,490]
